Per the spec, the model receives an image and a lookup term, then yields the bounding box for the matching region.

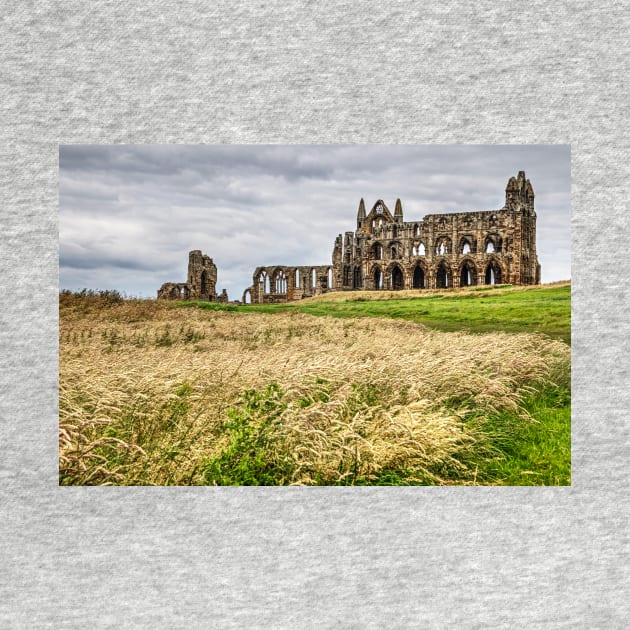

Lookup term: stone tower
[186,250,217,300]
[157,250,226,301]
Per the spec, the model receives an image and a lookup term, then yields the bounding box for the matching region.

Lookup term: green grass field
[181,283,571,344]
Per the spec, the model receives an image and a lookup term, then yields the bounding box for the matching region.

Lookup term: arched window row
[359,235,502,262]
[364,261,504,290]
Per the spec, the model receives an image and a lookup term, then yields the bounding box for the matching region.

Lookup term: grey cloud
[60,145,571,296]
[60,246,164,273]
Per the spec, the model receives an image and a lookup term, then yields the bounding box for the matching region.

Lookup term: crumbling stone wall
[157,250,227,302]
[243,170,540,303]
[242,264,335,304]
[161,172,540,304]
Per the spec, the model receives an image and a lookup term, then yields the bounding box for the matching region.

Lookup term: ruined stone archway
[391,264,404,290]
[436,261,452,288]
[459,259,478,287]
[412,241,426,256]
[435,236,452,256]
[484,234,502,254]
[257,270,270,294]
[459,237,473,255]
[485,260,503,285]
[389,241,402,260]
[373,265,383,290]
[273,269,287,294]
[413,264,426,289]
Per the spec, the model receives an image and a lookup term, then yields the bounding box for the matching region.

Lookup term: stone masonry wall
[157,250,227,301]
[160,172,540,304]
[243,171,540,303]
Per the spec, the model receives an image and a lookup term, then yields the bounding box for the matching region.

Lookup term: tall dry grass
[59,300,569,485]
[300,280,571,303]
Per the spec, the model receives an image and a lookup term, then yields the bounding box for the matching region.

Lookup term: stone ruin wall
[158,171,540,304]
[242,265,335,304]
[157,250,228,302]
[243,170,540,304]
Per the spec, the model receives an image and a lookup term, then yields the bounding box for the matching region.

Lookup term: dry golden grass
[299,280,571,303]
[59,300,569,485]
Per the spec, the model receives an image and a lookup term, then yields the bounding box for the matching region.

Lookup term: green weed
[200,384,293,486]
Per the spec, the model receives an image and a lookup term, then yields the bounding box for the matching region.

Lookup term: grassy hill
[59,283,571,486]
[184,282,571,344]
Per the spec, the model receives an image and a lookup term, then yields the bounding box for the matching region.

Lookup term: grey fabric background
[1,1,628,627]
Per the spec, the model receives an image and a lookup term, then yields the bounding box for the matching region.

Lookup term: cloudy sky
[59,145,571,299]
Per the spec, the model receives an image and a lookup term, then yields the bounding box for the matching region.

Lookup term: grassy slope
[178,283,571,485]
[181,284,571,345]
[59,284,571,486]
[300,285,570,344]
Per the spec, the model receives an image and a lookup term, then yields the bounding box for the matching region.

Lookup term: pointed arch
[436,261,452,288]
[459,237,473,255]
[274,269,287,294]
[412,241,426,256]
[484,234,502,254]
[390,264,404,290]
[257,270,270,294]
[459,259,477,287]
[372,265,383,290]
[389,241,403,260]
[412,262,427,289]
[434,236,451,256]
[485,260,503,285]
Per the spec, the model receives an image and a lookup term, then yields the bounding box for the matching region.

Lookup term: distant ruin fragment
[157,250,228,302]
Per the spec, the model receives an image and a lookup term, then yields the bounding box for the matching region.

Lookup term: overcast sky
[59,145,571,299]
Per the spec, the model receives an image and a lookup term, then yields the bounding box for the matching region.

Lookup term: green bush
[200,384,294,485]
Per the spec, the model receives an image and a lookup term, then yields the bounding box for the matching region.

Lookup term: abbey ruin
[157,250,228,302]
[158,171,540,304]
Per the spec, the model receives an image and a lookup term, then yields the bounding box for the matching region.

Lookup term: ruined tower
[157,250,227,301]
